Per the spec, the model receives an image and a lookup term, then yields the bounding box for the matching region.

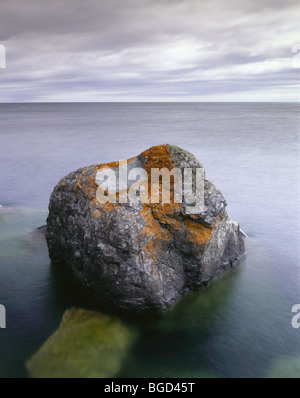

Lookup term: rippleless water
[0,103,299,377]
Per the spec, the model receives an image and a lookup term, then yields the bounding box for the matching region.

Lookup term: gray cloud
[0,0,299,101]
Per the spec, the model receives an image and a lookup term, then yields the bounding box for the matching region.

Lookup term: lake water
[0,102,299,378]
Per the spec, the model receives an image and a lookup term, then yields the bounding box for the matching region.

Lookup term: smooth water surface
[0,103,299,377]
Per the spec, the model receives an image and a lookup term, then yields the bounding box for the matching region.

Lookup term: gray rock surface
[46,145,245,312]
[33,225,47,235]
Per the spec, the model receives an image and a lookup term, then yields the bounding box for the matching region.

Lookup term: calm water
[0,102,299,378]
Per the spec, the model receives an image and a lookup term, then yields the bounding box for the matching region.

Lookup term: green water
[0,207,299,378]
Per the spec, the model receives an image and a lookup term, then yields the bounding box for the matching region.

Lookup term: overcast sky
[0,0,299,102]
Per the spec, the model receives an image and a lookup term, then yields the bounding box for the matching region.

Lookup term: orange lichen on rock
[74,168,98,205]
[139,206,172,241]
[74,145,218,250]
[183,218,215,246]
[97,160,120,171]
[59,181,69,190]
[74,156,139,216]
[139,206,172,261]
[75,146,176,209]
[147,202,181,233]
[71,146,218,249]
[96,156,137,171]
[142,145,180,209]
[143,145,173,174]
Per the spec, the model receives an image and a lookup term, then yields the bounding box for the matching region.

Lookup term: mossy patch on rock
[26,308,137,378]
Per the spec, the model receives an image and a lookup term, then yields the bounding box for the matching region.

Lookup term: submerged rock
[26,308,137,378]
[31,225,47,236]
[46,144,245,312]
[265,356,300,378]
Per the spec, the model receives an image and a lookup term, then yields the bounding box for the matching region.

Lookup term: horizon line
[0,100,299,104]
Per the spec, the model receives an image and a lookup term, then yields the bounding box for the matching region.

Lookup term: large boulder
[46,144,245,312]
